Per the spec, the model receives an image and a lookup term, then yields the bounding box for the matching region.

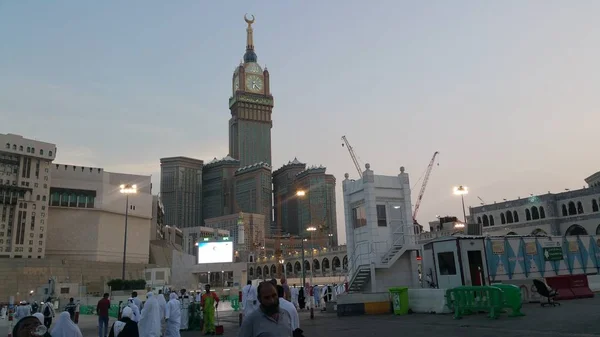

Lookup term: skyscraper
[273,158,306,235]
[294,166,338,246]
[229,14,274,167]
[160,157,203,228]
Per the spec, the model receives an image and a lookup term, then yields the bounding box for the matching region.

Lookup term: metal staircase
[348,264,371,292]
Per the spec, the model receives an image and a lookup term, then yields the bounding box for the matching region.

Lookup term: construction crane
[478,196,486,205]
[412,151,440,223]
[341,135,362,178]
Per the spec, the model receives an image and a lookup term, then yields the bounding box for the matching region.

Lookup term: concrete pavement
[5,297,599,337]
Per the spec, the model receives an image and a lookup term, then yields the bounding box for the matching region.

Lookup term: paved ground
[4,297,599,337]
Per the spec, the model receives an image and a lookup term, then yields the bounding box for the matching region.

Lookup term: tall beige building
[46,164,153,265]
[0,133,57,258]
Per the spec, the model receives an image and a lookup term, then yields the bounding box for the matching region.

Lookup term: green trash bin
[389,287,409,315]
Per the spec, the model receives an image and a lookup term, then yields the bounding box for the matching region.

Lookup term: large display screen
[197,241,233,264]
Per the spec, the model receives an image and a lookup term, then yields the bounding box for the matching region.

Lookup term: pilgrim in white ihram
[138,292,162,337]
[51,311,83,337]
[164,292,181,337]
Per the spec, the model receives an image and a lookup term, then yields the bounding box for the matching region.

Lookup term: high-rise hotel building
[0,134,57,258]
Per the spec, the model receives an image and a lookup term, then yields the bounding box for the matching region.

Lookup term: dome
[244,62,262,74]
[244,50,257,63]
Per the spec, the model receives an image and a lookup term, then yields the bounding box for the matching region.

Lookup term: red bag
[215,309,224,335]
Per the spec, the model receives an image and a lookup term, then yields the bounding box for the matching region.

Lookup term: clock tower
[229,14,274,167]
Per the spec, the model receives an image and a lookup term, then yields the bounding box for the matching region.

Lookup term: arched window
[322,258,330,270]
[565,224,588,236]
[286,262,292,275]
[506,211,513,224]
[477,217,482,224]
[532,228,547,236]
[596,225,600,236]
[593,200,599,212]
[540,206,546,219]
[313,259,320,271]
[263,265,269,276]
[332,256,341,271]
[532,206,540,220]
[568,202,577,215]
[490,215,495,226]
[294,261,302,273]
[304,260,311,271]
[270,264,277,275]
[577,201,584,214]
[343,255,348,270]
[483,215,489,226]
[256,267,262,276]
[525,209,531,221]
[249,267,254,276]
[562,204,568,216]
[500,213,506,224]
[513,211,519,222]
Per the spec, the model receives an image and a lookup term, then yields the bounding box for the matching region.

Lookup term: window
[540,206,546,219]
[40,149,44,155]
[48,151,53,157]
[5,143,9,149]
[376,205,387,226]
[500,213,506,224]
[593,200,599,212]
[352,205,367,228]
[437,252,457,275]
[19,146,23,151]
[577,201,584,214]
[60,287,69,294]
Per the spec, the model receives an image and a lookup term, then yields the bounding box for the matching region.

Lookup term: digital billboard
[197,241,233,264]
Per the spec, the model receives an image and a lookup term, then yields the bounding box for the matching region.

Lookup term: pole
[461,194,467,225]
[122,194,129,280]
[309,231,314,319]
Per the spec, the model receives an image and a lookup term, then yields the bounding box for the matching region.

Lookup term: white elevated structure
[342,164,420,293]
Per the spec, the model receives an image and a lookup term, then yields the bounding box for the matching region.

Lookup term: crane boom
[341,135,363,178]
[412,151,439,222]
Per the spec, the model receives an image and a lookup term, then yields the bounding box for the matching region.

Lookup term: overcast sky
[1,1,599,244]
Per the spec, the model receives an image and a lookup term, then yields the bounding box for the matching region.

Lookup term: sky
[1,1,599,244]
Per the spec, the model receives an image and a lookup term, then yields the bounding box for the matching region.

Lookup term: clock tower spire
[229,14,274,167]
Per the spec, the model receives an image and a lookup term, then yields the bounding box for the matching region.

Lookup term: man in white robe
[139,292,162,337]
[178,289,190,330]
[290,285,299,309]
[241,280,258,318]
[157,290,167,337]
[164,292,181,337]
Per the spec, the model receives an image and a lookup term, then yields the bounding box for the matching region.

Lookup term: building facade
[272,158,306,236]
[470,170,600,237]
[234,163,272,235]
[294,166,338,246]
[203,213,266,263]
[0,133,57,258]
[151,194,165,240]
[46,164,153,264]
[202,156,240,220]
[160,157,203,228]
[229,16,274,167]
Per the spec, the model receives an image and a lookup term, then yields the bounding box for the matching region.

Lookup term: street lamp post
[453,186,469,225]
[306,226,317,319]
[119,184,137,280]
[279,259,285,278]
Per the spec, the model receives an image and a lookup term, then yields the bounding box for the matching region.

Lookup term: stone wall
[0,257,151,301]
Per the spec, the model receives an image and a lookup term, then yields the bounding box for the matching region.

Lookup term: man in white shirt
[276,285,299,331]
[241,280,258,318]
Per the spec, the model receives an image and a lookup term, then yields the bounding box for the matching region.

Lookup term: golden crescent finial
[244,13,255,26]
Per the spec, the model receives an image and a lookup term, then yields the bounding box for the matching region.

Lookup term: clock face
[233,76,239,92]
[245,75,263,92]
[245,62,262,74]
